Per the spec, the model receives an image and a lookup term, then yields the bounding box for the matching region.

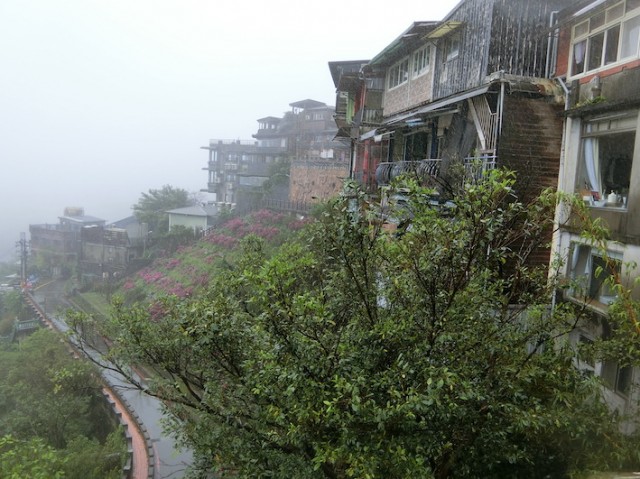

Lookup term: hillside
[116,209,309,307]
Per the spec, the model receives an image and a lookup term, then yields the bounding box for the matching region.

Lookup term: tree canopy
[74,171,640,478]
[0,330,126,479]
[132,184,192,235]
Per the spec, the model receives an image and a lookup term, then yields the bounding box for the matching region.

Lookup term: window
[568,244,622,306]
[412,46,431,77]
[571,0,640,77]
[602,360,633,395]
[388,58,409,89]
[577,112,636,208]
[445,34,460,62]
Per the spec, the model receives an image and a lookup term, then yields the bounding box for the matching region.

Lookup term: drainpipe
[349,138,356,180]
[498,70,506,137]
[545,11,559,79]
[550,76,571,311]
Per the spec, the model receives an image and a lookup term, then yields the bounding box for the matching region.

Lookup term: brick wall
[499,94,564,267]
[289,162,350,204]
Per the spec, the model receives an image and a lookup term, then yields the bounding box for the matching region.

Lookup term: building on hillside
[329,59,385,193]
[287,99,350,205]
[201,100,350,213]
[108,215,149,256]
[79,225,131,280]
[330,0,573,266]
[553,0,640,428]
[167,204,220,233]
[29,207,105,278]
[333,0,575,196]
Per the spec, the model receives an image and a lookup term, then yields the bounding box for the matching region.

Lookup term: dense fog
[0,0,458,261]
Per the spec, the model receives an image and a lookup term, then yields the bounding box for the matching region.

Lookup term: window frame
[387,57,409,90]
[576,111,637,209]
[567,243,623,307]
[445,33,461,62]
[412,45,431,78]
[570,0,640,78]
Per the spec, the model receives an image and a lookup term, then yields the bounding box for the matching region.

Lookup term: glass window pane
[605,25,621,63]
[621,14,640,57]
[607,3,624,22]
[588,32,605,70]
[627,0,640,13]
[575,20,589,38]
[573,40,587,74]
[591,11,605,31]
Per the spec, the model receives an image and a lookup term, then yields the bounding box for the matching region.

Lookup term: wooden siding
[433,0,573,100]
[488,0,574,78]
[433,0,494,100]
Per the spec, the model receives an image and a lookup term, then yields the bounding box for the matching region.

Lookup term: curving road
[29,279,193,479]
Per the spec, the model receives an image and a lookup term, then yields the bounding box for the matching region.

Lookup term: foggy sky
[0,0,459,262]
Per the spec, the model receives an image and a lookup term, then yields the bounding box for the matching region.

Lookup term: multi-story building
[331,0,573,267]
[330,0,640,426]
[29,207,105,278]
[333,0,574,195]
[553,0,640,425]
[202,100,350,212]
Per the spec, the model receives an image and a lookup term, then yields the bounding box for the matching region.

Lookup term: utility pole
[17,232,28,286]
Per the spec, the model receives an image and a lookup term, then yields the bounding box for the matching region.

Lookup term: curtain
[583,124,602,197]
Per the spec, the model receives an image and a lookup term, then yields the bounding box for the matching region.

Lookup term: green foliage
[132,184,192,235]
[74,171,639,478]
[0,330,125,478]
[2,290,28,320]
[0,434,66,478]
[261,156,291,193]
[61,430,126,479]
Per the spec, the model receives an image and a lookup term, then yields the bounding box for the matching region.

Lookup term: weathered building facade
[553,0,640,425]
[202,100,349,212]
[332,0,573,203]
[29,207,106,278]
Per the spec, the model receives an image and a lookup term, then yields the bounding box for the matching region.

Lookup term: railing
[208,139,257,146]
[464,155,497,182]
[361,108,384,125]
[374,156,497,186]
[375,159,442,186]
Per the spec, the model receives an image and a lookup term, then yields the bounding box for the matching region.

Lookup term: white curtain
[583,124,601,196]
[574,41,586,72]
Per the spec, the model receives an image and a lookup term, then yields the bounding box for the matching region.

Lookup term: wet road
[30,279,194,479]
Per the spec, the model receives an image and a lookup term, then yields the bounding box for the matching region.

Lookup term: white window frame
[570,0,640,78]
[568,243,622,307]
[387,57,409,90]
[412,45,431,78]
[445,34,461,62]
[576,111,637,208]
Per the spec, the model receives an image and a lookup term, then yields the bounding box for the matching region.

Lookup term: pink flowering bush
[117,208,315,314]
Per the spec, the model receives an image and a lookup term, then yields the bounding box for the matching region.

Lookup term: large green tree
[132,184,192,235]
[74,171,640,478]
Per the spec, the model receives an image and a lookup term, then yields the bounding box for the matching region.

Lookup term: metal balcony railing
[374,156,497,186]
[375,160,442,186]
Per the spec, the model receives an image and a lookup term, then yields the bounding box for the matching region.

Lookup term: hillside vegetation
[116,209,308,307]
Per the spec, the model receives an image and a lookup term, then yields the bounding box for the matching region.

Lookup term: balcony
[374,156,497,186]
[375,160,442,186]
[361,108,383,126]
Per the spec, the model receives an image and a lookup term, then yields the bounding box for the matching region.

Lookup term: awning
[360,129,394,141]
[384,83,491,126]
[425,21,463,39]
